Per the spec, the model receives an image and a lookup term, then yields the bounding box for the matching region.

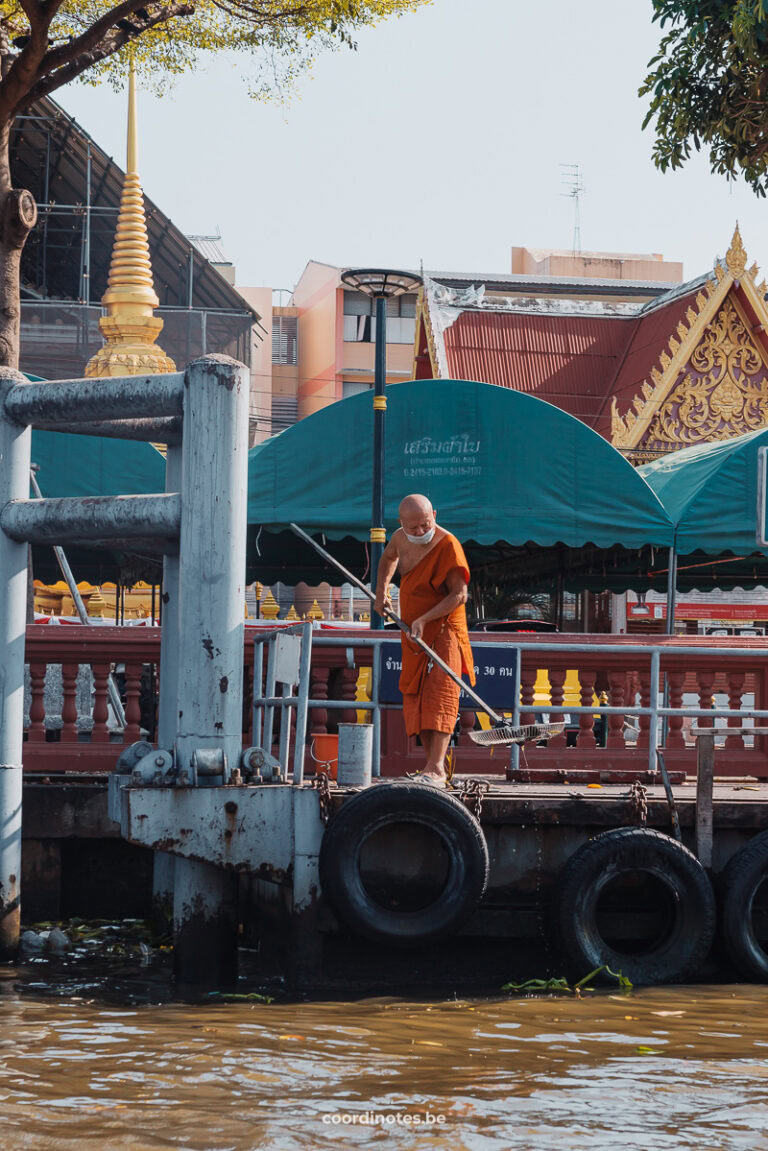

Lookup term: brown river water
[1,956,768,1151]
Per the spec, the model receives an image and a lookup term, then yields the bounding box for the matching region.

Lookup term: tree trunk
[0,119,37,369]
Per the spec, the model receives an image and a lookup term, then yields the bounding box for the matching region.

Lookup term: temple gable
[611,226,768,462]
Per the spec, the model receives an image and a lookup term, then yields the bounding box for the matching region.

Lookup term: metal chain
[628,779,648,826]
[459,778,490,821]
[313,770,332,826]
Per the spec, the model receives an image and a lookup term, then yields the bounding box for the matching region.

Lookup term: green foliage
[0,0,429,112]
[642,1,768,194]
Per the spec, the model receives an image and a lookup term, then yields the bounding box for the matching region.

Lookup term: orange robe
[398,532,476,736]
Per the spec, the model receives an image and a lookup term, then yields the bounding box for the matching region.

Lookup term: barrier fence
[21,626,768,779]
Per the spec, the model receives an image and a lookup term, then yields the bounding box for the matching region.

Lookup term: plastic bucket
[310,733,338,781]
[337,723,373,788]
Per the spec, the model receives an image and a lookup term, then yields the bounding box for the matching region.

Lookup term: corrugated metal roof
[442,311,631,426]
[428,269,676,297]
[593,290,702,438]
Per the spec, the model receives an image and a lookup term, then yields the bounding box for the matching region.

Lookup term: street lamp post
[340,268,422,628]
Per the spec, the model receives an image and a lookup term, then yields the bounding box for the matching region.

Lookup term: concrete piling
[173,857,238,987]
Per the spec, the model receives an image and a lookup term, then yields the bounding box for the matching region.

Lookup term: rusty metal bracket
[241,746,284,783]
[115,740,154,775]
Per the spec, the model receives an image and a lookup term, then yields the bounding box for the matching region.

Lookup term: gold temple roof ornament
[85,59,175,378]
[260,589,280,619]
[610,225,768,457]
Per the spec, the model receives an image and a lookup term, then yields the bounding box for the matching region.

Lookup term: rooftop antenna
[560,163,584,255]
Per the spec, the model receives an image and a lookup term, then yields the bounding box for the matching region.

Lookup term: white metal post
[153,441,182,927]
[174,356,249,779]
[157,442,182,749]
[172,355,248,986]
[0,371,32,958]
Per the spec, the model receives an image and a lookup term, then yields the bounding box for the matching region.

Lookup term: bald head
[399,494,437,541]
[399,493,433,520]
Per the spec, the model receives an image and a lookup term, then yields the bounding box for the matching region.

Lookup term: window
[342,292,417,345]
[272,315,298,365]
[342,380,372,399]
[343,291,371,316]
[271,396,298,433]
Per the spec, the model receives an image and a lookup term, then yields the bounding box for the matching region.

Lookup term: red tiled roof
[442,310,633,427]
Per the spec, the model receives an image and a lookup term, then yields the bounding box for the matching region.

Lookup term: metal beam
[33,417,182,444]
[1,493,181,544]
[4,372,184,425]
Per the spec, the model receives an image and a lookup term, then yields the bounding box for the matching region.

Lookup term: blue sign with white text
[378,640,519,708]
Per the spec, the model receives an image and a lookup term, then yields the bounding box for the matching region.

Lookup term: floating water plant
[206,991,274,1004]
[501,965,633,995]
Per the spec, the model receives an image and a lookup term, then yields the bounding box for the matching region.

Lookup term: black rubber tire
[720,831,768,980]
[555,827,716,985]
[319,782,489,946]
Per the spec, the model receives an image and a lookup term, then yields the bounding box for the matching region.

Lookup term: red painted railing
[22,625,768,778]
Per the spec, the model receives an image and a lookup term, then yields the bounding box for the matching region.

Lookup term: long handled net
[468,722,565,747]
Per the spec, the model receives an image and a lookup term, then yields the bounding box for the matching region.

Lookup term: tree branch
[15,2,195,113]
[0,1,57,119]
[42,0,168,72]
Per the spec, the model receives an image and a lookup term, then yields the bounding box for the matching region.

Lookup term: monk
[373,494,475,785]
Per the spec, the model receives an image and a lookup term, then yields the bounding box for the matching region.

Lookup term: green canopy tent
[29,428,166,583]
[247,379,675,595]
[638,427,768,600]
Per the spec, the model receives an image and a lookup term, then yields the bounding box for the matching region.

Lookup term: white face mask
[403,525,436,545]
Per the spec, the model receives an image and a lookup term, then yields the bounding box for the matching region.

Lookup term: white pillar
[611,592,627,635]
[175,356,249,780]
[0,370,32,958]
[173,355,248,985]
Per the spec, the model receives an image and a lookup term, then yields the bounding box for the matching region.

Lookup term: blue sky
[58,0,768,291]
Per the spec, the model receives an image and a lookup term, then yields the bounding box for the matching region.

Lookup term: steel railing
[290,635,768,777]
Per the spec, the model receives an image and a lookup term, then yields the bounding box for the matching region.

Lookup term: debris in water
[45,929,71,955]
[19,931,45,955]
[502,965,633,996]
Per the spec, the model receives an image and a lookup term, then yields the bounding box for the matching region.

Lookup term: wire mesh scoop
[468,722,566,747]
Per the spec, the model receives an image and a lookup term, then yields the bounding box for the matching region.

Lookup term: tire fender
[554,827,715,985]
[720,830,768,981]
[319,782,489,946]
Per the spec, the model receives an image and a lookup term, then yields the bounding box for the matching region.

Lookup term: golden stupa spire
[85,57,175,377]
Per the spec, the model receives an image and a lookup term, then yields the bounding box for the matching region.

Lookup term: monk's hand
[410,616,426,641]
[374,587,392,617]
